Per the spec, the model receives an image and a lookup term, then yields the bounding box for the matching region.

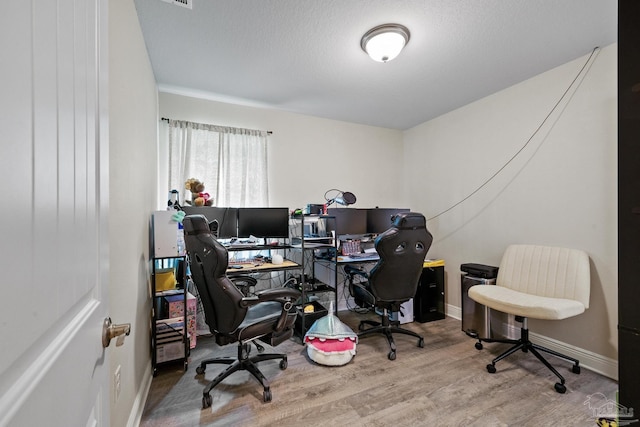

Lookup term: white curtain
[167,119,269,207]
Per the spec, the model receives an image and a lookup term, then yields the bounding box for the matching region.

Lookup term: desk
[317,256,445,323]
[225,243,300,277]
[336,254,380,263]
[311,253,381,316]
[226,259,300,274]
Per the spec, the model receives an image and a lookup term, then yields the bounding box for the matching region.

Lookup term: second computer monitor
[327,208,368,236]
[366,208,410,234]
[237,207,290,238]
[181,206,239,238]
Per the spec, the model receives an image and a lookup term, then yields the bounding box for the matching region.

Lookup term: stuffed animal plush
[184,178,213,206]
[304,302,357,366]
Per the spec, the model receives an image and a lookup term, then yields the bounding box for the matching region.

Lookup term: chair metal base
[358,309,424,360]
[474,318,580,394]
[195,341,287,408]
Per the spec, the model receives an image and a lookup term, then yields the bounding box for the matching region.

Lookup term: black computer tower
[414,265,445,323]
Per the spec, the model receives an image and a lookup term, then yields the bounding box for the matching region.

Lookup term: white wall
[404,45,618,361]
[109,1,159,426]
[158,92,405,211]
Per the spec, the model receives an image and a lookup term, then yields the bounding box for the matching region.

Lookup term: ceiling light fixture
[360,23,410,63]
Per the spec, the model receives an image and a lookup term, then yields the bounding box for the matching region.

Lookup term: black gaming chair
[347,212,433,360]
[182,214,301,409]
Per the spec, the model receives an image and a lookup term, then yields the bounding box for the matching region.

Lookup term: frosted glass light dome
[361,24,410,63]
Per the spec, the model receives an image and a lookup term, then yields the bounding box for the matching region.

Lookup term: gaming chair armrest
[239,288,301,308]
[350,281,376,307]
[344,264,368,279]
[240,287,301,333]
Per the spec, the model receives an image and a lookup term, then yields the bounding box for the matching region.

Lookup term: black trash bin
[460,263,515,340]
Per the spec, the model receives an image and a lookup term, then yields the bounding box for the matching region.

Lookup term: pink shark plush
[304,302,357,366]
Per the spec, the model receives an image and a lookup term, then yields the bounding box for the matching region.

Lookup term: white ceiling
[133,0,617,130]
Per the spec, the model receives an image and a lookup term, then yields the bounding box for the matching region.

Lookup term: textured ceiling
[134,0,617,130]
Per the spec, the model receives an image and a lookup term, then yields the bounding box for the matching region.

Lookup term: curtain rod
[161,117,272,135]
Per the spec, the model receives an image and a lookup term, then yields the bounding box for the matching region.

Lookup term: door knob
[102,317,131,348]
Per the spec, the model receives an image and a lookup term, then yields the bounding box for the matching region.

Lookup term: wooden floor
[140,312,617,426]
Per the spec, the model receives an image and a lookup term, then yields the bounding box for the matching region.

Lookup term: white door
[0,1,110,426]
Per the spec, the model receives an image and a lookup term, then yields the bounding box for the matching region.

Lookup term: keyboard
[348,253,379,260]
[228,259,255,265]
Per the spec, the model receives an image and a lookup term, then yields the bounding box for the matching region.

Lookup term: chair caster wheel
[196,365,206,375]
[572,364,581,374]
[358,323,366,331]
[418,338,424,348]
[475,342,483,350]
[263,388,272,402]
[280,358,288,370]
[554,382,567,394]
[388,351,396,361]
[202,393,212,409]
[256,343,265,353]
[486,364,496,373]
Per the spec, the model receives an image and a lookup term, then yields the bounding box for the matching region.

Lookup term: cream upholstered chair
[468,244,590,394]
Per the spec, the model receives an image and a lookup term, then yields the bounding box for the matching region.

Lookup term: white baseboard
[127,363,153,427]
[447,303,462,320]
[444,303,618,381]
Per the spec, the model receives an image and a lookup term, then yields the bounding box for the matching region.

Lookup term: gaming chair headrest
[183,214,210,235]
[391,212,426,230]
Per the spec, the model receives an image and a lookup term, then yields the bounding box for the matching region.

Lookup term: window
[166,119,269,207]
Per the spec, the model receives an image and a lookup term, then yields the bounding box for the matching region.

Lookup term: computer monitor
[366,208,410,234]
[326,208,367,236]
[181,206,239,238]
[237,207,290,238]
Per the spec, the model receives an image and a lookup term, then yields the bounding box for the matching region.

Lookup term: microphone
[335,191,357,206]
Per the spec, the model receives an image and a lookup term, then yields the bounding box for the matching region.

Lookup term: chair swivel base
[475,322,580,394]
[358,316,424,361]
[195,341,288,408]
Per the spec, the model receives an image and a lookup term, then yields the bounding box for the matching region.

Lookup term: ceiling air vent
[161,0,192,9]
